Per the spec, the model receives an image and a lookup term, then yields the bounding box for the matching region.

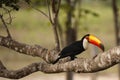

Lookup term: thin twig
[55,0,61,17]
[30,5,49,19]
[24,0,49,19]
[2,7,13,24]
[0,15,12,38]
[28,3,54,24]
[5,16,16,24]
[46,0,53,24]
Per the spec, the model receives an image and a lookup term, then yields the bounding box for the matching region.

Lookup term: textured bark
[0,35,120,79]
[112,1,120,80]
[0,35,58,63]
[0,46,119,79]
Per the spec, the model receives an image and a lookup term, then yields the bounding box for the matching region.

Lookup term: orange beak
[86,35,105,51]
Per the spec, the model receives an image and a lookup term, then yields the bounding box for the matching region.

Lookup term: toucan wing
[59,41,84,57]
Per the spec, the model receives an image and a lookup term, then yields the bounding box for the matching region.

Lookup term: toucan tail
[52,57,61,64]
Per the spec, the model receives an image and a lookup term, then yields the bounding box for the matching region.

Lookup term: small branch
[52,23,60,51]
[2,7,13,24]
[57,19,64,47]
[30,5,50,20]
[0,46,120,79]
[30,0,61,51]
[51,0,61,51]
[46,0,54,24]
[54,0,61,18]
[0,15,12,38]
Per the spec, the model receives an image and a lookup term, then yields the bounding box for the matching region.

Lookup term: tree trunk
[112,0,120,45]
[112,0,120,80]
[65,0,78,80]
[65,0,74,78]
[65,0,77,45]
[65,0,82,80]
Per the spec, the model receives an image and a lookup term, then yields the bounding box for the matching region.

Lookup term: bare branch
[51,0,61,51]
[0,35,58,63]
[30,5,50,20]
[0,15,12,38]
[51,0,61,18]
[0,46,120,79]
[2,7,13,24]
[28,1,54,24]
[0,61,42,79]
[28,0,61,51]
[46,0,54,24]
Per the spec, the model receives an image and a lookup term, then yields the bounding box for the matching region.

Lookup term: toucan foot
[70,56,77,61]
[92,55,98,59]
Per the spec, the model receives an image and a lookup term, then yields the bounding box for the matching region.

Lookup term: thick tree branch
[0,35,58,63]
[0,46,120,79]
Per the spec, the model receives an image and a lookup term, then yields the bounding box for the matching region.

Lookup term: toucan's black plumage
[53,34,104,64]
[53,41,85,64]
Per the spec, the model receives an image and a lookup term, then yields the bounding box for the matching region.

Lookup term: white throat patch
[83,38,89,50]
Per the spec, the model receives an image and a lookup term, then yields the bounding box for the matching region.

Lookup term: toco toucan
[53,34,104,64]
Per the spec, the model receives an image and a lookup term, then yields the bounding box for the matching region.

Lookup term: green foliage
[80,8,99,17]
[0,0,30,10]
[0,0,19,10]
[31,0,46,6]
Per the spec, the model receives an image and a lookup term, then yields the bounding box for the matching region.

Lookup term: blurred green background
[0,0,120,80]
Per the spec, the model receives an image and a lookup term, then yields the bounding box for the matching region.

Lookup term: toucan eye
[85,36,89,41]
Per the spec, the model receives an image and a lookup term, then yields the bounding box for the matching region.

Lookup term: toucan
[53,34,104,64]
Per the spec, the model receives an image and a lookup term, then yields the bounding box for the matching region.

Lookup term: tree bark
[0,35,58,63]
[112,0,120,45]
[65,0,80,79]
[65,0,78,45]
[112,0,120,80]
[0,46,119,79]
[0,35,120,79]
